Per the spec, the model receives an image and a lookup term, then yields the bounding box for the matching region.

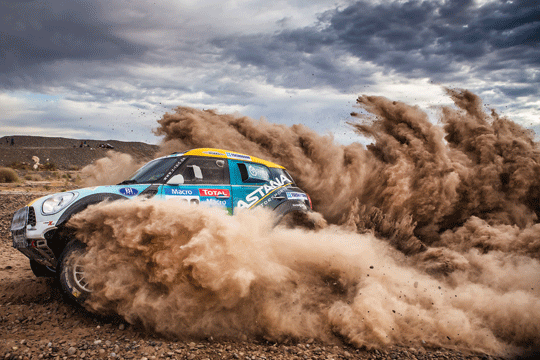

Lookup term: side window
[237,163,271,183]
[179,157,229,184]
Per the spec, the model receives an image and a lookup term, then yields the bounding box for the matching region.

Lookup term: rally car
[10,148,312,303]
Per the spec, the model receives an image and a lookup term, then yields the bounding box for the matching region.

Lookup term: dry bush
[24,173,43,181]
[0,167,19,183]
[9,161,30,170]
[42,162,57,171]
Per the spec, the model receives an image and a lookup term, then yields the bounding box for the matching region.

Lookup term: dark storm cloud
[499,85,539,98]
[216,0,539,93]
[0,0,145,78]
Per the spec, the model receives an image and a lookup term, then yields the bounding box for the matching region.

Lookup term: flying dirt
[75,89,540,357]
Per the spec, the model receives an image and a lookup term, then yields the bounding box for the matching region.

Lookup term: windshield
[123,157,179,184]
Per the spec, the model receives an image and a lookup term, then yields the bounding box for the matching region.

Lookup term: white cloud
[0,93,32,120]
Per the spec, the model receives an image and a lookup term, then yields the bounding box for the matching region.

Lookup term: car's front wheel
[58,240,92,304]
[30,260,56,278]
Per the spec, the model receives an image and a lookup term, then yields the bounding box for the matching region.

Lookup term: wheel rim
[71,257,92,293]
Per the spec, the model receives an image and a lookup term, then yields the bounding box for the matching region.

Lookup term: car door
[228,160,288,211]
[159,156,233,213]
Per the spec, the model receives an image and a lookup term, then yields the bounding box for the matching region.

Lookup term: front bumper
[11,206,57,268]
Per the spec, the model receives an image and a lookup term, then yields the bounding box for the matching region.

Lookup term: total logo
[237,175,291,208]
[200,189,230,197]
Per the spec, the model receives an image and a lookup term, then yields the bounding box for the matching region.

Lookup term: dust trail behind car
[75,88,540,356]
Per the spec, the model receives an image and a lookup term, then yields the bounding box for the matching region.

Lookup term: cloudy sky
[1,0,539,144]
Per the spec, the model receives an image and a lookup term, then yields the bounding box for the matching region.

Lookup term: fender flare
[272,200,312,227]
[56,193,126,228]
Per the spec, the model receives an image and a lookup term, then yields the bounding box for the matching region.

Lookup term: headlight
[42,192,78,215]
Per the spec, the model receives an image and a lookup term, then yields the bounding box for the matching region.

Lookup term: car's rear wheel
[58,240,92,304]
[274,210,326,230]
[30,260,57,278]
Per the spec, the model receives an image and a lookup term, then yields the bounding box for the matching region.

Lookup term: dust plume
[153,89,540,258]
[69,89,540,355]
[69,198,540,356]
[81,150,144,186]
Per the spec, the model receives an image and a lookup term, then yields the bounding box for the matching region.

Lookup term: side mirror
[167,174,185,185]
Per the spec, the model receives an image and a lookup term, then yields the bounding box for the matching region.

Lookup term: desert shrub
[42,162,57,171]
[68,165,79,171]
[9,162,30,170]
[0,167,19,183]
[24,173,42,181]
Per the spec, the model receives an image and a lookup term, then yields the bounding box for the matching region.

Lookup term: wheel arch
[48,193,126,256]
[56,193,126,228]
[272,200,312,227]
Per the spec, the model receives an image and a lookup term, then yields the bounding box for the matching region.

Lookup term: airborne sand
[75,89,540,356]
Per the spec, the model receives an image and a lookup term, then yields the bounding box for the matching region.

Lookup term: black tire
[275,210,315,229]
[30,260,57,278]
[58,240,92,304]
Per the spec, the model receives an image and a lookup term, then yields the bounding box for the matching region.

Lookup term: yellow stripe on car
[184,148,285,169]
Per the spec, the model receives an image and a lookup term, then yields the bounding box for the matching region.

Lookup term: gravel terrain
[0,136,158,170]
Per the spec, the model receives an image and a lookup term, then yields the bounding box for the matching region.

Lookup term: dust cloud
[69,89,540,355]
[81,150,143,186]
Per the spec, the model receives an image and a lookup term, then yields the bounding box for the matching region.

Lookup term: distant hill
[0,136,159,170]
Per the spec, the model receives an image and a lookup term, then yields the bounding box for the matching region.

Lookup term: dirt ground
[0,186,510,360]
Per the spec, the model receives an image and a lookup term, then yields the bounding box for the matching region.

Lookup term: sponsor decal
[286,192,308,201]
[203,151,225,156]
[200,188,230,197]
[237,175,292,208]
[164,188,201,204]
[162,157,186,182]
[226,152,251,161]
[247,164,270,181]
[43,221,54,226]
[165,188,199,196]
[120,187,139,196]
[262,188,287,206]
[201,198,228,207]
